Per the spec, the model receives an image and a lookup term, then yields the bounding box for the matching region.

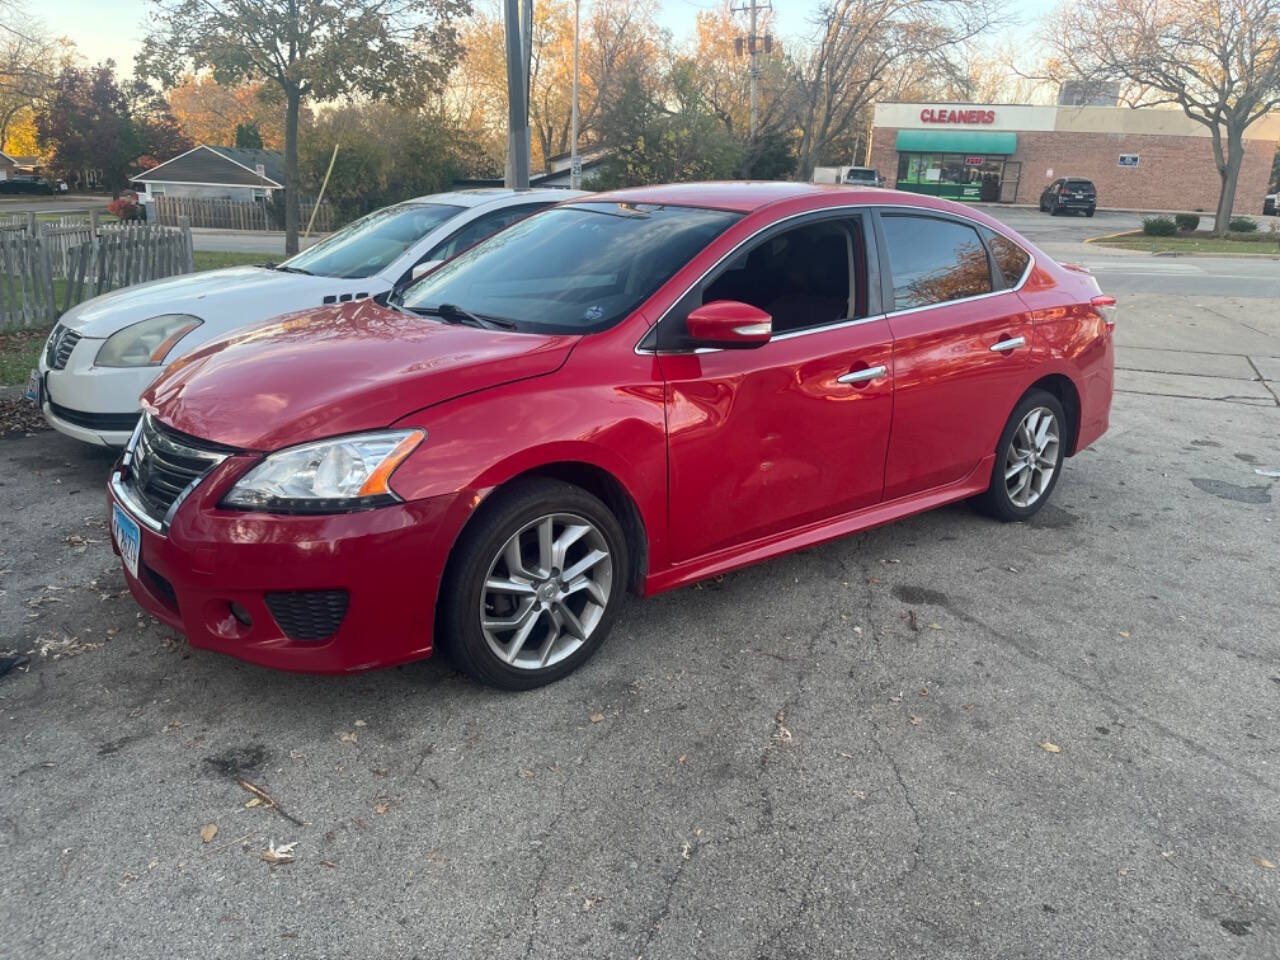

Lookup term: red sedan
[108,183,1114,688]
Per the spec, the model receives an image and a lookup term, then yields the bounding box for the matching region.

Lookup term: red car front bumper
[108,463,471,674]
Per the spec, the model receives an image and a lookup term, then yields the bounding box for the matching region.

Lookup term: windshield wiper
[415,302,518,331]
[272,264,313,275]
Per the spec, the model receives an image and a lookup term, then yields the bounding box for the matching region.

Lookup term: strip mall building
[867,102,1280,214]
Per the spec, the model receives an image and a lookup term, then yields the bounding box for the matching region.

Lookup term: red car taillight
[1091,295,1117,328]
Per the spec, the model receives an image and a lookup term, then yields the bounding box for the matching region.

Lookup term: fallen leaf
[353,720,367,727]
[583,895,605,911]
[1254,856,1276,870]
[680,842,691,860]
[926,622,942,630]
[589,712,604,724]
[373,801,389,815]
[963,703,975,711]
[908,715,922,726]
[677,754,687,764]
[200,824,218,843]
[244,797,263,809]
[1039,741,1062,753]
[919,688,929,697]
[261,840,297,865]
[1118,631,1130,638]
[339,732,358,744]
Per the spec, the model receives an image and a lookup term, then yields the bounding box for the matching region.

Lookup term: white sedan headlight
[222,430,425,513]
[96,314,203,367]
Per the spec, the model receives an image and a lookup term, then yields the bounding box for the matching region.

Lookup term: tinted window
[401,203,741,333]
[1065,179,1095,192]
[699,219,858,334]
[983,230,1031,287]
[425,202,551,262]
[282,202,462,278]
[880,214,992,310]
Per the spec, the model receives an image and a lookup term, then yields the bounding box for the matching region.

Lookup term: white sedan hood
[56,266,388,342]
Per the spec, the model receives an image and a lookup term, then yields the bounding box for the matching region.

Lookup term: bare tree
[0,4,60,148]
[1041,0,1280,234]
[792,0,1000,176]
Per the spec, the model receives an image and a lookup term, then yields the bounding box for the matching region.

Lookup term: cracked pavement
[2,220,1279,958]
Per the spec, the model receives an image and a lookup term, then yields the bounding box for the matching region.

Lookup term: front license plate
[24,368,41,405]
[112,503,141,579]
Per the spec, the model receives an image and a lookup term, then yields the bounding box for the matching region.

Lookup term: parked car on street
[32,188,583,446]
[0,175,56,195]
[812,166,885,187]
[1039,178,1097,216]
[107,183,1115,688]
[1264,193,1276,216]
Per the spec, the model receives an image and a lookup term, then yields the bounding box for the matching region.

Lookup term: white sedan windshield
[280,202,463,279]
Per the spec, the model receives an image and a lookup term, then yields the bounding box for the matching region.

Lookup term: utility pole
[504,0,531,189]
[732,0,772,138]
[570,0,581,189]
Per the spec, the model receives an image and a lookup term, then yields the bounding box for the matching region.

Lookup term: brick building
[867,102,1280,215]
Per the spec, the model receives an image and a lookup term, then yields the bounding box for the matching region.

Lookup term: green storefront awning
[896,129,1017,154]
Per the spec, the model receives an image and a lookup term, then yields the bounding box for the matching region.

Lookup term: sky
[48,0,1056,77]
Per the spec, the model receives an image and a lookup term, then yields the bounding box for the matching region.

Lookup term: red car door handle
[837,365,887,385]
[990,336,1026,352]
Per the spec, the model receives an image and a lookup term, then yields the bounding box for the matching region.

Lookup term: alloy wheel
[479,512,613,670]
[1003,406,1060,508]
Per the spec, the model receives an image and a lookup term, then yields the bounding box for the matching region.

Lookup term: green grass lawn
[1,251,272,386]
[1092,231,1280,254]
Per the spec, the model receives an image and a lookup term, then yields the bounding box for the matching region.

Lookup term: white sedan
[32,187,582,447]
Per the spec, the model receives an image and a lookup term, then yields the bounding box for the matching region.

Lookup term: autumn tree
[684,3,795,176]
[0,5,63,151]
[138,0,470,254]
[792,0,999,176]
[36,61,191,192]
[166,74,288,149]
[1041,0,1280,234]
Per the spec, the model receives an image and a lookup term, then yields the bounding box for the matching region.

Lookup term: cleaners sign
[920,107,996,124]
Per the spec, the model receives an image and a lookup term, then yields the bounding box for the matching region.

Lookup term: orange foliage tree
[165,74,289,148]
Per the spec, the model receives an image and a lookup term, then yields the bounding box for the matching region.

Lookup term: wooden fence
[153,194,336,233]
[0,213,194,331]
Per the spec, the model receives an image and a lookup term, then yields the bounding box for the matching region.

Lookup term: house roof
[132,144,284,188]
[0,150,17,167]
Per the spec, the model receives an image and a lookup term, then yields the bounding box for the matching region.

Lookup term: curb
[1085,231,1280,258]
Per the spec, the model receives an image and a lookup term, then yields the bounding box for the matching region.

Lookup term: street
[1,210,1278,959]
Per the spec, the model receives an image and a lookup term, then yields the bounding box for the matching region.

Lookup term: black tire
[976,389,1067,522]
[437,477,629,690]
[1085,208,1095,218]
[1039,199,1046,212]
[1050,204,1061,216]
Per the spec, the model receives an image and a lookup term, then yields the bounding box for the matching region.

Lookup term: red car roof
[584,181,901,213]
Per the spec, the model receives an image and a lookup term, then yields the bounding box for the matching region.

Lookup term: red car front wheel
[438,478,629,689]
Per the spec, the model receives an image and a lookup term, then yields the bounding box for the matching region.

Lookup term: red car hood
[143,301,577,450]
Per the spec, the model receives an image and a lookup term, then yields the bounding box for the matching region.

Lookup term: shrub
[1174,213,1199,232]
[107,191,140,221]
[1142,216,1177,236]
[1229,217,1258,233]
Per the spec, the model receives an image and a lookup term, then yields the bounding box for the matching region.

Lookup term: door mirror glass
[685,300,772,349]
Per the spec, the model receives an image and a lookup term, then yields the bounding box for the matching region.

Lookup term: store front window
[895,153,1006,201]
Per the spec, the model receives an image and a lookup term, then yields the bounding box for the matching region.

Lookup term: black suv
[1040,178,1097,217]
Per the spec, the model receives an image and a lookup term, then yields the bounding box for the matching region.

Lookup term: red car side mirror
[685,300,772,349]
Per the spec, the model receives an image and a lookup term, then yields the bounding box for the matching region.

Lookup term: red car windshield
[399,202,742,332]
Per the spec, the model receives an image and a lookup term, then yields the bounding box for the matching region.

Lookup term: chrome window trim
[634,201,1034,356]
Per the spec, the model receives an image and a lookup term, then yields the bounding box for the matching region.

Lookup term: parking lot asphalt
[2,214,1278,959]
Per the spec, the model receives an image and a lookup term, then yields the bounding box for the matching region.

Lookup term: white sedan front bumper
[37,332,154,447]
